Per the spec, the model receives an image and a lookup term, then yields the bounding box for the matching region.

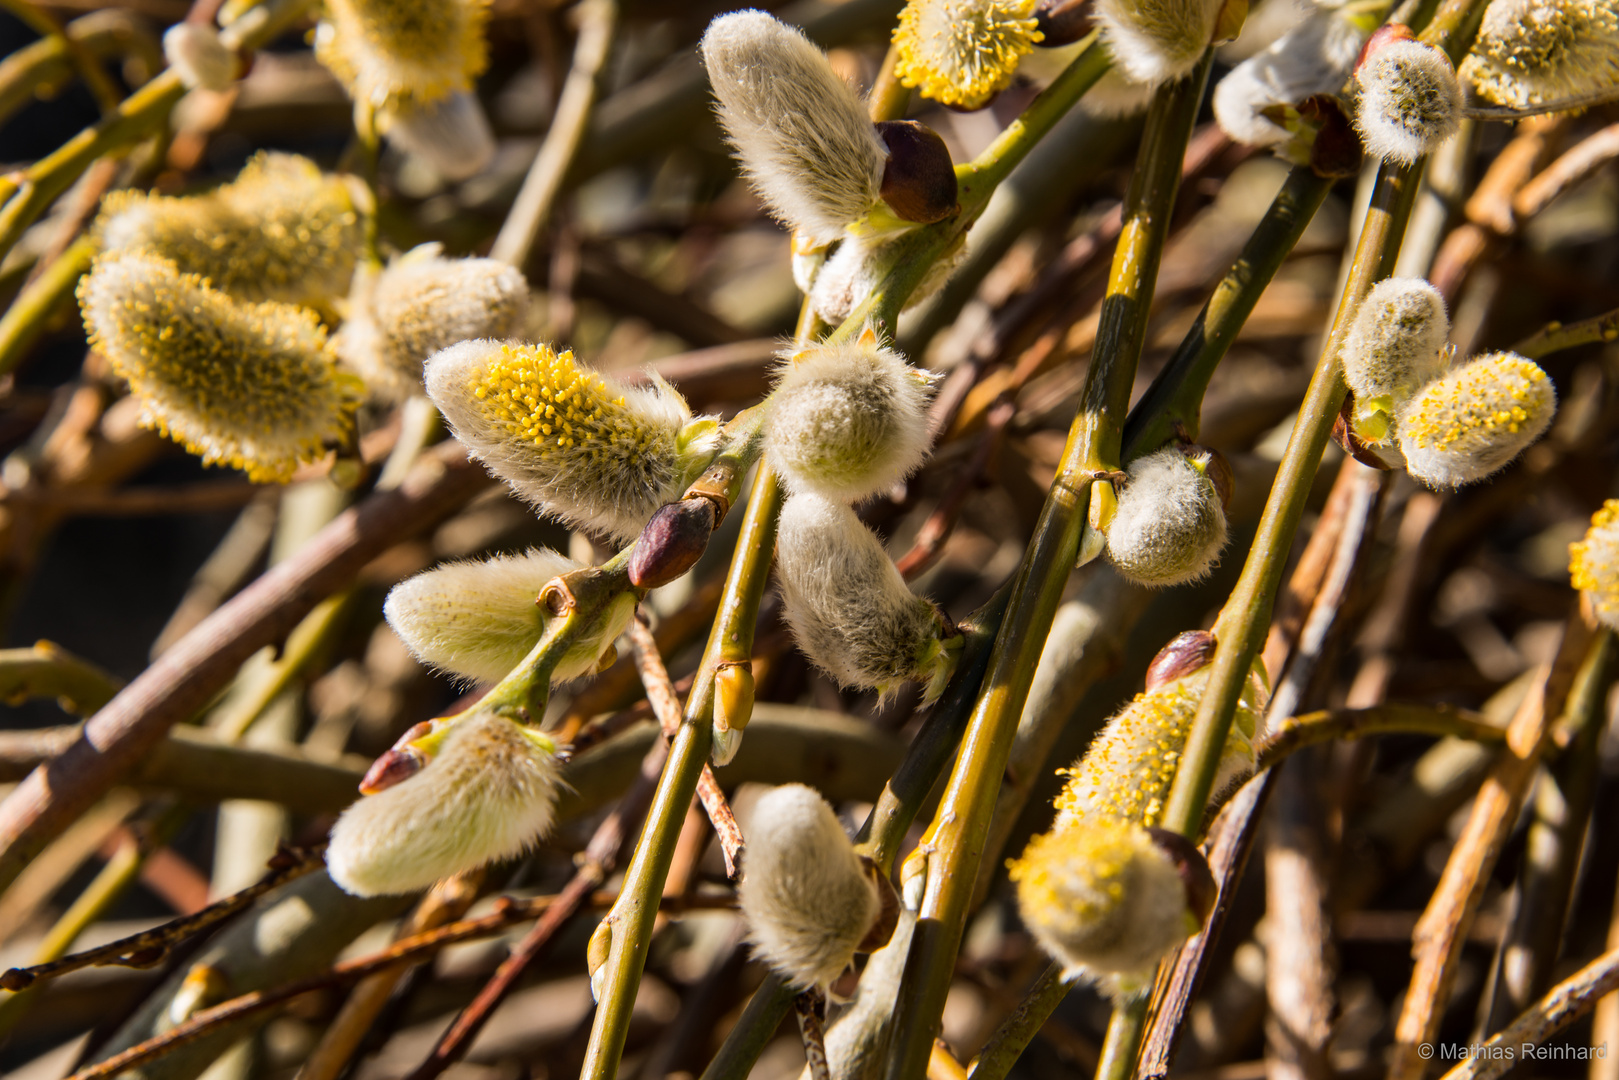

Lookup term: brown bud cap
[1356,22,1415,72]
[629,496,717,589]
[714,659,755,733]
[1034,0,1093,47]
[359,745,426,795]
[877,120,959,225]
[1145,630,1217,692]
[857,855,902,953]
[1332,397,1397,471]
[1299,95,1362,178]
[1145,826,1218,927]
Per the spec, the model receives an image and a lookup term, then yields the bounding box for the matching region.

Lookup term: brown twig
[1386,609,1598,1080]
[8,480,262,516]
[1434,948,1619,1080]
[1265,751,1336,1080]
[797,987,833,1080]
[58,887,735,1080]
[0,845,326,990]
[1513,123,1619,221]
[0,442,491,900]
[895,399,1014,580]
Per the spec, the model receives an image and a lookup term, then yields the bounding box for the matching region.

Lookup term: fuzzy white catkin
[1570,500,1619,632]
[1080,66,1160,119]
[764,331,934,502]
[326,711,562,896]
[701,10,887,247]
[1010,819,1197,986]
[1093,0,1227,86]
[738,784,881,990]
[336,244,529,399]
[1397,351,1556,487]
[1213,11,1367,144]
[1104,448,1228,588]
[1353,39,1462,165]
[385,548,635,685]
[775,492,957,701]
[163,23,236,91]
[1340,277,1451,443]
[380,91,497,181]
[425,339,721,542]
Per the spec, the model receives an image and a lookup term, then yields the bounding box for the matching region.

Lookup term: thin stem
[1121,167,1333,459]
[0,0,316,264]
[883,57,1213,1080]
[1515,305,1619,360]
[0,234,95,378]
[0,0,121,112]
[489,0,616,269]
[1435,948,1619,1080]
[969,963,1068,1080]
[1158,157,1424,842]
[0,639,122,716]
[1254,704,1504,773]
[1094,997,1151,1080]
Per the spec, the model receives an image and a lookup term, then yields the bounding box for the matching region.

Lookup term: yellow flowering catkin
[1459,0,1619,110]
[94,152,367,312]
[892,0,1044,110]
[79,250,364,483]
[1397,351,1556,488]
[426,340,721,542]
[1570,500,1619,631]
[314,0,488,110]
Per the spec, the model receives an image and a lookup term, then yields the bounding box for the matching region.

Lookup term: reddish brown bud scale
[1144,629,1217,692]
[877,120,959,225]
[1299,95,1363,178]
[1356,22,1415,72]
[360,745,426,794]
[1145,826,1218,926]
[1034,0,1093,47]
[629,496,717,589]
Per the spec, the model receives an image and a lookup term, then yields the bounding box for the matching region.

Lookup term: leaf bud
[876,120,959,225]
[426,340,722,542]
[1104,446,1230,588]
[1570,500,1619,632]
[1352,32,1462,165]
[629,497,717,589]
[764,325,935,503]
[775,492,962,702]
[326,711,563,897]
[1034,0,1093,47]
[78,249,363,483]
[384,548,636,685]
[1144,629,1217,692]
[701,10,887,247]
[1397,351,1556,488]
[891,0,1044,110]
[738,784,883,990]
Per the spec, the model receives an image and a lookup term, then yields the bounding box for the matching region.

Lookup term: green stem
[1093,996,1150,1080]
[0,639,122,716]
[969,962,1068,1080]
[1514,306,1619,360]
[1159,157,1424,843]
[0,0,121,113]
[580,466,782,1080]
[882,56,1213,1080]
[1121,167,1334,459]
[0,0,317,265]
[0,234,95,379]
[1254,703,1503,773]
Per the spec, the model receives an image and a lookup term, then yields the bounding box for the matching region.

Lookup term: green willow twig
[0,234,95,378]
[1514,305,1619,360]
[0,0,121,113]
[0,0,318,264]
[0,638,122,715]
[882,55,1214,1080]
[0,11,161,130]
[587,39,1113,1080]
[1254,703,1504,772]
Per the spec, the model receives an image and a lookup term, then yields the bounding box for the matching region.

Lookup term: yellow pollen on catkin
[892,0,1044,109]
[1571,500,1619,630]
[316,0,489,110]
[473,344,661,466]
[1400,355,1547,450]
[1008,820,1139,930]
[78,250,364,483]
